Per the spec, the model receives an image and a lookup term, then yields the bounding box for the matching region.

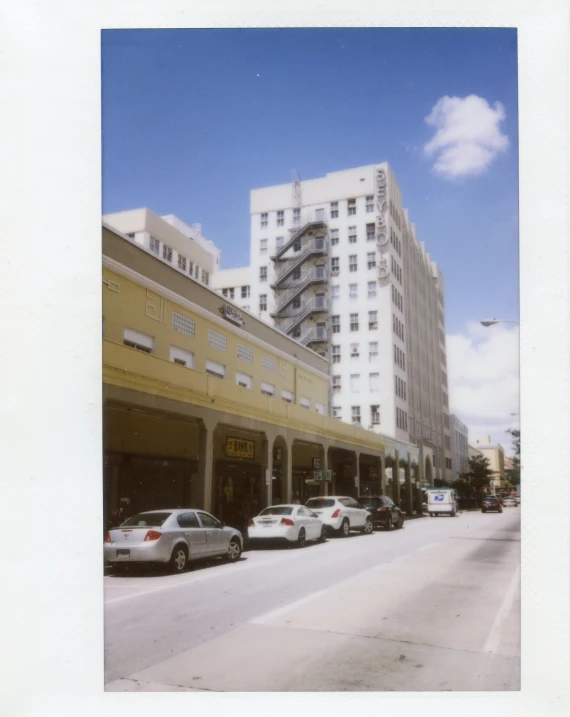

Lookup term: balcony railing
[271,210,328,260]
[271,238,328,286]
[279,296,329,335]
[300,325,328,346]
[271,267,328,315]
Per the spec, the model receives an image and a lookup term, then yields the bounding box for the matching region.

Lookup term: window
[205,359,225,379]
[178,254,187,271]
[331,285,340,301]
[293,238,301,252]
[281,389,294,403]
[332,345,341,364]
[367,252,376,270]
[276,236,284,250]
[348,226,357,244]
[331,257,340,275]
[177,512,199,528]
[332,315,340,333]
[227,288,235,300]
[292,267,301,281]
[368,281,377,299]
[259,294,267,312]
[222,288,228,297]
[350,374,360,392]
[348,198,356,215]
[369,372,380,392]
[349,255,357,273]
[371,405,380,424]
[293,208,301,224]
[241,285,250,299]
[369,342,378,361]
[366,223,375,241]
[202,270,209,286]
[208,328,227,351]
[123,328,153,354]
[261,212,268,228]
[149,236,160,255]
[126,232,135,239]
[350,313,359,331]
[262,356,276,372]
[260,238,268,254]
[188,260,194,276]
[198,512,221,529]
[369,311,378,330]
[237,344,253,363]
[292,296,301,309]
[332,375,341,393]
[162,244,173,262]
[351,406,361,423]
[351,343,360,359]
[315,402,326,416]
[261,382,275,396]
[260,266,267,282]
[194,264,200,279]
[236,372,253,389]
[243,306,250,312]
[330,201,339,219]
[366,196,374,213]
[277,210,284,227]
[172,311,195,338]
[331,228,339,246]
[332,406,342,420]
[300,396,310,409]
[169,346,194,367]
[349,283,358,300]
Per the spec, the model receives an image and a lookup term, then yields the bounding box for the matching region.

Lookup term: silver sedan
[104,509,243,573]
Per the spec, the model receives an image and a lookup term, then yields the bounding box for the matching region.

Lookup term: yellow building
[103,223,421,530]
[474,436,506,491]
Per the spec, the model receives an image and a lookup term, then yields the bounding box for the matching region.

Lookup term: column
[197,419,216,512]
[393,450,401,506]
[284,440,293,503]
[354,452,361,497]
[379,456,386,495]
[265,438,273,507]
[417,447,425,514]
[323,444,330,497]
[405,459,413,516]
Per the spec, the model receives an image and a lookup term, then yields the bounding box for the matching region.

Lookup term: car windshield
[486,498,498,503]
[306,498,335,509]
[121,512,172,527]
[259,506,293,516]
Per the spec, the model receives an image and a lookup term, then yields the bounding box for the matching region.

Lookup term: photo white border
[1,0,568,715]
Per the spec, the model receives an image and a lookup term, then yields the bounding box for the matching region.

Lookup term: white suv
[305,496,374,537]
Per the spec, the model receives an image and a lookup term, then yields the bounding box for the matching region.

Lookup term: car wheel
[396,514,404,529]
[451,509,456,517]
[499,508,503,513]
[169,545,188,573]
[339,519,350,537]
[384,515,393,531]
[318,525,327,543]
[297,528,306,548]
[362,518,374,535]
[482,508,486,513]
[224,538,242,562]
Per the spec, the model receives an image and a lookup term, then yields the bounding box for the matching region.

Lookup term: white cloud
[424,95,509,179]
[447,322,519,455]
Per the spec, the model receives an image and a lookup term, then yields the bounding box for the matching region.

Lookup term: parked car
[305,496,374,537]
[481,497,503,513]
[357,495,404,530]
[104,509,243,573]
[247,504,326,547]
[502,496,518,507]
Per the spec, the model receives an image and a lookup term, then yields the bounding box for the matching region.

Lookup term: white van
[426,489,458,517]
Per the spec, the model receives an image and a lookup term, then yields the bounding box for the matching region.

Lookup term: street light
[480,319,520,327]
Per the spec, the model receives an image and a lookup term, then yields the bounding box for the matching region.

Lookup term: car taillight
[280,518,295,526]
[144,530,162,542]
[331,509,340,518]
[247,519,254,527]
[104,532,111,543]
[376,506,388,512]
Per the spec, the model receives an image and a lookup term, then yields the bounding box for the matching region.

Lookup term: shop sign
[226,437,254,459]
[220,304,244,326]
[314,469,331,482]
[312,457,321,470]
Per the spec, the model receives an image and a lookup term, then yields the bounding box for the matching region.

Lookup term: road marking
[483,563,520,654]
[249,587,332,625]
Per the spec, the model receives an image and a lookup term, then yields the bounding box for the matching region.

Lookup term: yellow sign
[226,437,255,459]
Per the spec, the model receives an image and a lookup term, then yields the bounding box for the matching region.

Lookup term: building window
[149,236,160,255]
[195,264,200,279]
[222,288,228,297]
[262,356,276,372]
[188,260,194,276]
[260,266,267,282]
[367,281,377,299]
[277,210,284,227]
[276,236,284,250]
[300,396,311,409]
[172,311,195,338]
[205,359,226,379]
[369,372,380,392]
[178,255,187,271]
[281,389,294,403]
[260,238,268,254]
[368,311,378,330]
[259,294,267,312]
[330,201,338,219]
[366,223,375,241]
[350,374,360,392]
[123,328,153,354]
[241,285,250,299]
[292,296,301,309]
[369,342,378,361]
[366,196,374,213]
[261,212,268,228]
[331,257,340,275]
[348,198,356,216]
[208,328,227,351]
[169,346,194,368]
[293,208,301,224]
[202,270,209,286]
[332,406,342,420]
[351,406,361,423]
[332,375,341,393]
[349,255,357,273]
[348,226,357,244]
[350,313,359,332]
[367,252,376,270]
[371,405,380,424]
[261,382,275,396]
[162,244,173,262]
[351,342,360,359]
[349,283,358,300]
[237,344,253,363]
[331,285,340,301]
[332,345,341,363]
[332,315,340,333]
[331,228,339,246]
[236,372,253,389]
[227,288,235,300]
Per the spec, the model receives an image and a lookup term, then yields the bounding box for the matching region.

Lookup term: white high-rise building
[249,163,451,482]
[450,415,469,481]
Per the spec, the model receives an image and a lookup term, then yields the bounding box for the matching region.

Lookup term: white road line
[249,587,332,625]
[483,563,521,654]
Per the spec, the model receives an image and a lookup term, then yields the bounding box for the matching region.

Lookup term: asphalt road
[104,509,521,691]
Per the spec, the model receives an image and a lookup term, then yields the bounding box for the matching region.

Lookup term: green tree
[465,454,493,490]
[507,428,520,485]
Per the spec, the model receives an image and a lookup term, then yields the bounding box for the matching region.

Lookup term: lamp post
[480,319,520,327]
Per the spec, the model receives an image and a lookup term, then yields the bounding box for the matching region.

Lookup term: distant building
[210,267,252,313]
[475,435,506,491]
[450,415,469,481]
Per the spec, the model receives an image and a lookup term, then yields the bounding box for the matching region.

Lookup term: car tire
[338,519,350,538]
[224,538,242,562]
[318,525,327,543]
[297,528,306,548]
[482,509,486,513]
[396,514,404,529]
[384,515,393,531]
[451,509,456,517]
[169,545,188,574]
[362,518,374,535]
[499,508,503,513]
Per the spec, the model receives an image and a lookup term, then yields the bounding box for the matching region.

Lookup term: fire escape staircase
[270,268,328,316]
[270,238,328,288]
[299,325,329,346]
[279,297,328,335]
[271,215,328,262]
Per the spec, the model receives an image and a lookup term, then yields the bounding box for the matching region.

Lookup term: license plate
[116,549,130,558]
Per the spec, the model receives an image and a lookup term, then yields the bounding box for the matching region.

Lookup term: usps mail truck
[426,489,458,517]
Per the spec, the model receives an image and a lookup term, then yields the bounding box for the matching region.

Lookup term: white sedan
[502,496,519,507]
[247,504,327,547]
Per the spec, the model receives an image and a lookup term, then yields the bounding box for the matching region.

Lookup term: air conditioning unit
[331,270,340,277]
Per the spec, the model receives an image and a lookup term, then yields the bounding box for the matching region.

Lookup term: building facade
[210,267,252,313]
[248,163,451,482]
[474,435,506,491]
[103,223,424,532]
[450,414,469,481]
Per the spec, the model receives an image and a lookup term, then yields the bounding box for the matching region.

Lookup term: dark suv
[357,495,404,530]
[481,496,503,513]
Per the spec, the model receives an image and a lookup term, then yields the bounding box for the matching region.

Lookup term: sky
[102,28,520,456]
